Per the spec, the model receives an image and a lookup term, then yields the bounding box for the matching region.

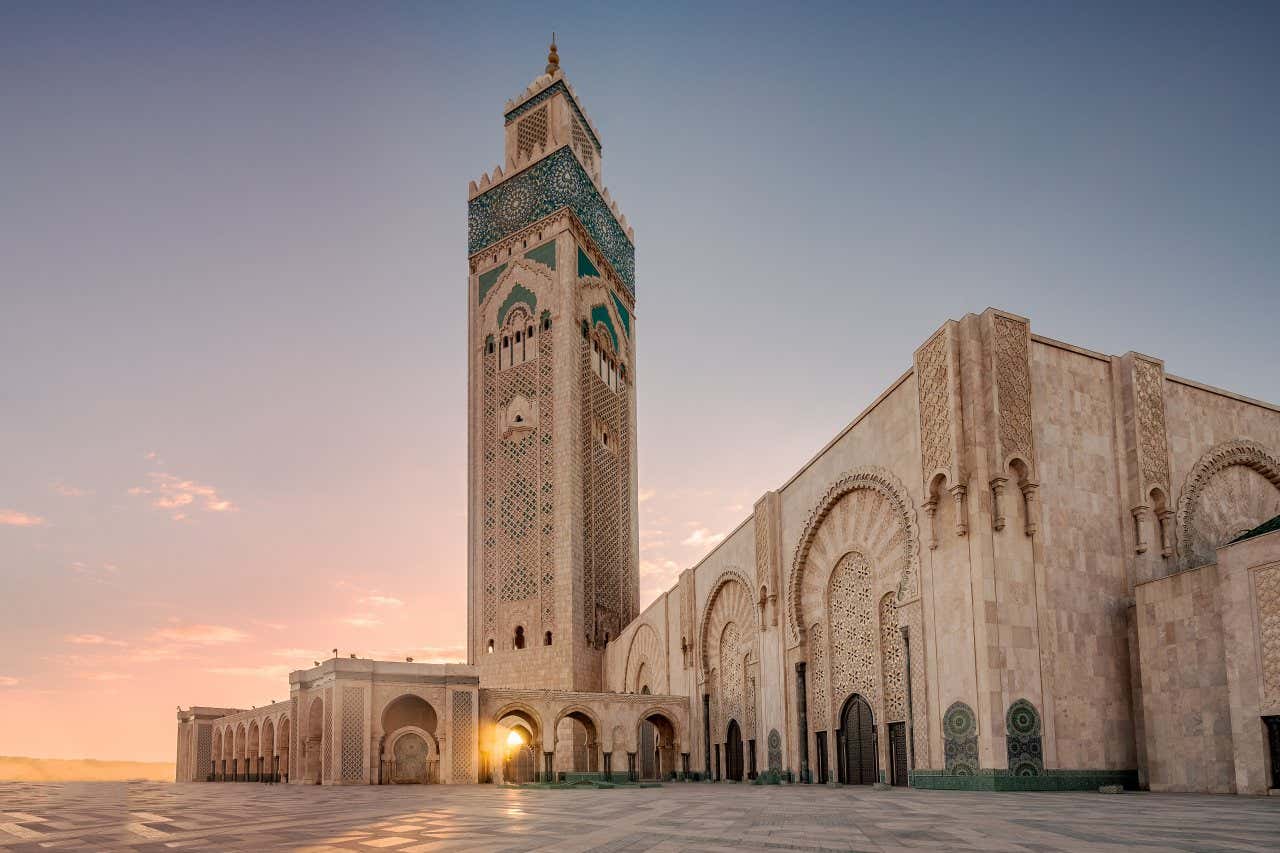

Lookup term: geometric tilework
[451,691,474,783]
[1005,698,1043,776]
[469,147,634,293]
[943,701,978,776]
[340,687,364,782]
[196,724,212,781]
[13,780,1277,849]
[767,728,783,773]
[323,688,332,782]
[1258,564,1280,704]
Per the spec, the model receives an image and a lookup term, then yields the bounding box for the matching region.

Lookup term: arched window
[544,631,553,646]
[514,626,525,650]
[486,639,494,654]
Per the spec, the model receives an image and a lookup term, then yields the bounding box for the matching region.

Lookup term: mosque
[176,43,1280,795]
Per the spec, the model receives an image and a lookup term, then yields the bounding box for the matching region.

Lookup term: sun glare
[505,729,524,747]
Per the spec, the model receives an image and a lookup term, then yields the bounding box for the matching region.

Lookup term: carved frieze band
[1122,353,1173,556]
[985,312,1038,538]
[914,323,966,547]
[753,491,782,627]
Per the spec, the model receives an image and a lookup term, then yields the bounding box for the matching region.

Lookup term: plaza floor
[0,782,1277,852]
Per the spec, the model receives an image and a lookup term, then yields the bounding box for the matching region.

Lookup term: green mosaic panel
[1005,699,1044,776]
[469,147,634,294]
[908,768,1138,792]
[504,80,602,151]
[589,304,619,352]
[577,246,600,279]
[478,263,507,305]
[610,291,631,338]
[498,284,537,327]
[524,240,557,270]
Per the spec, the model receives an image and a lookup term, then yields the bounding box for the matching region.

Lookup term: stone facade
[176,50,1280,794]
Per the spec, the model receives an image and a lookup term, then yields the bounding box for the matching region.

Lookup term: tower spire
[545,33,559,75]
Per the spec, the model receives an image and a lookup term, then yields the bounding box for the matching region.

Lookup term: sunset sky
[3,2,1277,762]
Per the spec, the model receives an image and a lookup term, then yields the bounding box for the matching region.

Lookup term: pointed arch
[1177,439,1280,567]
[788,467,919,644]
[698,569,759,676]
[624,622,664,694]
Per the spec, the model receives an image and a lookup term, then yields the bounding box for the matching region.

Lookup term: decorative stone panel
[879,593,906,723]
[452,691,475,782]
[323,687,333,782]
[753,491,782,626]
[943,701,978,775]
[1119,352,1173,556]
[1256,564,1280,705]
[340,687,364,782]
[196,724,211,781]
[829,553,877,710]
[988,313,1035,476]
[1005,699,1043,776]
[914,324,966,501]
[807,623,828,730]
[678,569,696,669]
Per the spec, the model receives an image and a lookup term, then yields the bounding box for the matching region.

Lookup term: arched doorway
[838,694,876,785]
[555,709,600,773]
[380,695,439,784]
[304,697,323,784]
[261,718,275,781]
[387,730,435,783]
[638,710,678,781]
[276,717,290,783]
[502,723,537,784]
[725,720,744,781]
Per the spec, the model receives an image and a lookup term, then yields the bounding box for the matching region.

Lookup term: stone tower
[466,44,638,691]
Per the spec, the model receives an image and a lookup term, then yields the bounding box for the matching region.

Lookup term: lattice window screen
[517,106,548,159]
[451,691,474,781]
[828,552,877,705]
[340,686,364,782]
[880,593,906,722]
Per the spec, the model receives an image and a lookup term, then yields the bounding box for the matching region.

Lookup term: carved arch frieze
[1176,438,1280,568]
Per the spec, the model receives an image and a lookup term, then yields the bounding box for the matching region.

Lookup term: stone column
[794,662,809,782]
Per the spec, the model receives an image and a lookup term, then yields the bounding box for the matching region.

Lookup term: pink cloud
[0,676,17,687]
[151,623,249,645]
[206,664,292,679]
[51,482,89,497]
[129,472,237,520]
[340,615,382,628]
[64,634,127,647]
[681,527,725,548]
[0,509,45,527]
[82,672,132,682]
[360,595,403,608]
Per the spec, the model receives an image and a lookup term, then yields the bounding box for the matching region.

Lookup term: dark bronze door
[725,720,744,781]
[1266,716,1280,790]
[839,695,877,785]
[888,721,908,786]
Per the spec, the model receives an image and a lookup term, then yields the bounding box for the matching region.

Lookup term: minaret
[466,43,638,691]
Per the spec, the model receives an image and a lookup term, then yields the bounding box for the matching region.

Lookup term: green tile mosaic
[908,768,1138,792]
[589,304,619,352]
[469,146,634,294]
[478,263,507,305]
[577,246,600,279]
[498,284,537,327]
[610,291,631,338]
[524,240,557,270]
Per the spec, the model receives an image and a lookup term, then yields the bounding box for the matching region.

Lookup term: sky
[1,1,1277,763]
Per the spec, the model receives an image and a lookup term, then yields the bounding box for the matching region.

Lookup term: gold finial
[546,33,559,75]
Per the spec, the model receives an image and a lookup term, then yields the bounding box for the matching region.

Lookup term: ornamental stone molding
[914,322,968,546]
[1117,352,1174,556]
[753,491,782,627]
[787,466,920,645]
[698,568,761,677]
[623,622,665,694]
[1176,438,1280,568]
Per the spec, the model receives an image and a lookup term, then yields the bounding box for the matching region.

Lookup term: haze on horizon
[2,1,1277,764]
